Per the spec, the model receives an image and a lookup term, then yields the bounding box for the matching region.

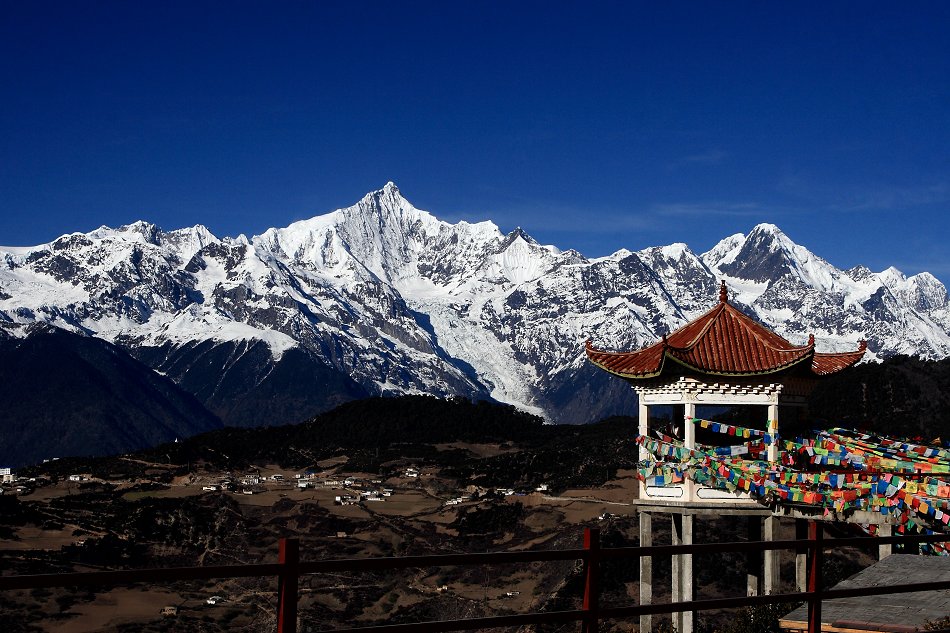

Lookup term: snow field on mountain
[1,184,949,422]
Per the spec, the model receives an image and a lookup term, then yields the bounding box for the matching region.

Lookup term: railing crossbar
[297,547,587,574]
[313,608,588,633]
[0,563,283,590]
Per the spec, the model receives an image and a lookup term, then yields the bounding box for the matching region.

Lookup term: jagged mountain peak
[912,271,945,287]
[704,223,793,258]
[263,183,436,240]
[500,227,539,249]
[749,222,784,235]
[664,241,690,254]
[745,222,796,250]
[81,221,219,260]
[488,227,560,285]
[167,224,217,241]
[709,223,838,288]
[636,242,717,317]
[641,242,696,261]
[600,248,634,262]
[879,265,907,284]
[846,265,874,281]
[907,273,950,312]
[354,181,417,217]
[255,185,458,285]
[701,232,745,268]
[162,224,220,263]
[638,242,709,274]
[706,226,793,282]
[367,180,408,207]
[88,220,164,245]
[877,267,949,313]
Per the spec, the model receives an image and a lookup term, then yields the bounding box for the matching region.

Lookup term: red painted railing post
[807,521,823,633]
[582,527,600,633]
[277,538,299,633]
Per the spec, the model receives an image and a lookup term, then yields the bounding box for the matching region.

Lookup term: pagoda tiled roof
[810,346,868,376]
[586,282,866,379]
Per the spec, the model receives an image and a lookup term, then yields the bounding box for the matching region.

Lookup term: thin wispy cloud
[681,149,729,165]
[832,182,950,212]
[777,173,950,213]
[650,201,766,218]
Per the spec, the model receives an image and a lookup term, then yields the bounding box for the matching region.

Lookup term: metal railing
[3,522,950,632]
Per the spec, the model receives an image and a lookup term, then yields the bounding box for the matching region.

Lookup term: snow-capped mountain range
[2,182,948,424]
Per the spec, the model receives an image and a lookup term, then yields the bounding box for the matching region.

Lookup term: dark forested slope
[808,355,950,440]
[0,326,222,467]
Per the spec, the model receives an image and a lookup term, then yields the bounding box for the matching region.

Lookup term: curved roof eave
[585,346,666,380]
[662,348,816,378]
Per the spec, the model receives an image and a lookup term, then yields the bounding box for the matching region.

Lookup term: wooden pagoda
[586,281,866,633]
[587,280,866,504]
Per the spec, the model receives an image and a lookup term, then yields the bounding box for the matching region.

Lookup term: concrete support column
[683,402,696,502]
[639,512,653,633]
[878,523,893,559]
[672,515,681,622]
[638,398,649,500]
[764,515,780,594]
[672,513,694,633]
[795,519,808,592]
[683,401,696,449]
[747,516,763,596]
[767,403,779,463]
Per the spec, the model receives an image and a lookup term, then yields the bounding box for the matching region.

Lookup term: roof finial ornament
[719,280,728,303]
[859,339,867,352]
[807,333,815,346]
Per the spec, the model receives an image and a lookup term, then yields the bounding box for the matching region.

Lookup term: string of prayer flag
[635,426,950,546]
[691,418,779,444]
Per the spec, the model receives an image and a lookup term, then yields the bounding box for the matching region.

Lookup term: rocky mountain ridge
[2,183,948,424]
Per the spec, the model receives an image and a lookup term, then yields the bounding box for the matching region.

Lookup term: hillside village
[0,404,647,632]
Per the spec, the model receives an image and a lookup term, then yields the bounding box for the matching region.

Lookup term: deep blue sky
[2,2,948,278]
